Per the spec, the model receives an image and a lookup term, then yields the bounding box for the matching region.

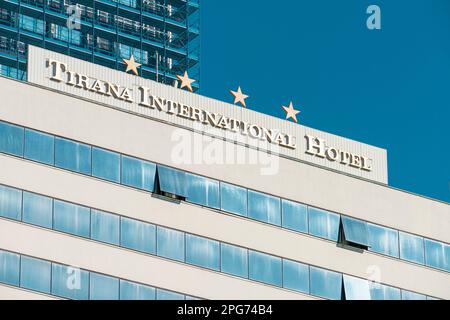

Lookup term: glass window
[55,137,91,175]
[92,147,121,183]
[248,190,281,226]
[341,216,369,247]
[156,165,186,197]
[24,129,54,165]
[90,273,119,300]
[0,185,22,221]
[220,182,247,217]
[399,232,425,265]
[120,280,155,300]
[22,192,53,228]
[221,243,248,278]
[120,217,156,254]
[157,226,185,262]
[121,155,156,192]
[186,234,220,271]
[310,267,342,300]
[424,239,447,271]
[186,173,220,209]
[51,263,89,300]
[342,275,370,300]
[281,199,308,233]
[446,245,450,272]
[367,223,399,258]
[20,256,51,294]
[0,121,23,156]
[248,251,282,287]
[369,282,401,300]
[0,250,20,286]
[283,259,309,294]
[402,290,426,300]
[156,288,185,300]
[308,207,340,241]
[53,200,91,238]
[91,209,120,245]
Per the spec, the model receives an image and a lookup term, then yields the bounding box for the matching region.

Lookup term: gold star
[282,102,301,123]
[176,71,196,92]
[123,54,141,76]
[230,86,249,107]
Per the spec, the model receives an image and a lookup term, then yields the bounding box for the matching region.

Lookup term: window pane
[92,147,121,183]
[91,209,119,245]
[446,245,450,272]
[402,290,426,300]
[424,239,446,271]
[341,216,369,247]
[283,259,309,294]
[51,263,89,300]
[24,129,54,165]
[221,243,248,278]
[220,182,247,217]
[0,185,22,221]
[343,275,370,300]
[248,190,281,226]
[121,155,156,192]
[0,121,23,156]
[310,267,342,300]
[120,280,155,300]
[157,226,185,262]
[367,223,399,258]
[186,173,220,209]
[249,251,282,287]
[53,200,91,238]
[90,273,119,300]
[399,232,424,264]
[186,234,220,271]
[0,250,20,286]
[22,192,53,228]
[156,288,184,300]
[282,199,308,233]
[55,137,91,175]
[120,217,156,254]
[20,256,51,294]
[157,165,186,196]
[369,282,401,300]
[308,207,340,241]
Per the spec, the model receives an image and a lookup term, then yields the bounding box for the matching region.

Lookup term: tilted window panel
[156,165,187,197]
[343,275,371,300]
[340,216,370,248]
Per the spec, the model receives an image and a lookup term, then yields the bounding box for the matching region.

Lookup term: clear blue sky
[199,0,450,203]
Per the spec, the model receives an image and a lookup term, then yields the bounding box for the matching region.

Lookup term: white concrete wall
[0,284,59,300]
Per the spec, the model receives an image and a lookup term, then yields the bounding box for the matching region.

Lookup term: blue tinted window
[402,290,426,300]
[55,138,91,175]
[221,243,248,278]
[369,282,401,300]
[0,250,20,286]
[186,234,220,271]
[91,210,120,245]
[51,263,89,300]
[120,280,155,300]
[248,190,281,226]
[343,275,370,300]
[367,223,399,258]
[249,251,282,287]
[90,273,119,300]
[157,226,185,262]
[0,185,22,221]
[399,232,425,264]
[22,192,53,228]
[308,207,340,241]
[53,200,91,238]
[282,199,308,233]
[341,216,369,247]
[120,217,156,254]
[446,245,450,272]
[157,165,186,196]
[186,174,220,209]
[0,121,23,156]
[24,129,54,165]
[283,259,309,294]
[121,155,156,192]
[92,147,121,183]
[20,256,51,294]
[156,288,185,300]
[424,239,447,271]
[220,182,247,217]
[310,267,342,300]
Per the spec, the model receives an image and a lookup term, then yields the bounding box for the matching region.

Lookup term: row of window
[0,120,448,274]
[0,64,27,81]
[0,249,199,300]
[0,184,436,300]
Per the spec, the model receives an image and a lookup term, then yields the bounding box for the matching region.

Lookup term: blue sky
[199,0,450,203]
